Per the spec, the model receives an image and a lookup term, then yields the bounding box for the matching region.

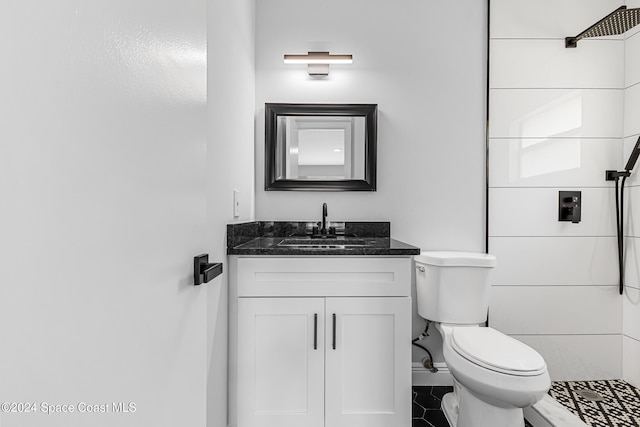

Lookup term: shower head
[566,6,640,48]
[625,136,640,172]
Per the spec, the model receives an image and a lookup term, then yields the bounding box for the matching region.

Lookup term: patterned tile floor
[412,386,533,427]
[549,379,640,427]
[412,386,452,427]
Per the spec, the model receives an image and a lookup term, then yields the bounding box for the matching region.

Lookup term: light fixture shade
[283,51,353,76]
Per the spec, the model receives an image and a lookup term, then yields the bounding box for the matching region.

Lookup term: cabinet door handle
[332,313,336,350]
[313,313,318,350]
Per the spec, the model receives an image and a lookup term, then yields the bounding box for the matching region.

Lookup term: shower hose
[615,176,627,295]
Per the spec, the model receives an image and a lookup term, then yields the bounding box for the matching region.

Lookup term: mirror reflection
[276,116,366,180]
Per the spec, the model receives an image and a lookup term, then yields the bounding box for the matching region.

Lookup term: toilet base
[441,381,525,427]
[442,392,458,426]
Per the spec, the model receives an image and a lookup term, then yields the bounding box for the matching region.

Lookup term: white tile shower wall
[625,32,640,88]
[623,287,640,338]
[626,189,640,243]
[625,21,640,388]
[623,336,640,387]
[491,285,621,335]
[490,188,616,236]
[515,335,622,381]
[490,237,618,286]
[490,40,623,89]
[489,139,622,188]
[624,242,640,385]
[491,0,623,39]
[489,0,624,380]
[627,0,640,39]
[625,236,640,288]
[624,84,640,137]
[489,89,623,138]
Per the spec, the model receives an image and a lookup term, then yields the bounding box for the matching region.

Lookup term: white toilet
[414,251,550,427]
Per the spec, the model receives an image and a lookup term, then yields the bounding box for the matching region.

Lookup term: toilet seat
[450,327,547,376]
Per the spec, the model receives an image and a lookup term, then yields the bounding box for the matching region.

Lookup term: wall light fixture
[283,51,353,77]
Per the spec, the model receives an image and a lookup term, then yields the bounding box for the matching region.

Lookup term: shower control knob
[558,191,581,224]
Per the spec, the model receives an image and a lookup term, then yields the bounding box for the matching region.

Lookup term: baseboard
[412,362,453,386]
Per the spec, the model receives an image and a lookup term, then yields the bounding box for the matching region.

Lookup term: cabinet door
[238,298,325,427]
[325,297,411,427]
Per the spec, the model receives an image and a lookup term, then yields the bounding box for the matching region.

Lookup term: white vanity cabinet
[238,297,325,427]
[229,256,412,427]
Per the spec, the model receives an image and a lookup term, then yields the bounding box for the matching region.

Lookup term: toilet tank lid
[414,251,497,267]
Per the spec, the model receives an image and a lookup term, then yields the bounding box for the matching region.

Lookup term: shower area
[488,0,640,424]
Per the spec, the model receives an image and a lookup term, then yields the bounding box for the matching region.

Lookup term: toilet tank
[414,251,497,324]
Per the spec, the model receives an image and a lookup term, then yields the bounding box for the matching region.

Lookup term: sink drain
[575,389,605,402]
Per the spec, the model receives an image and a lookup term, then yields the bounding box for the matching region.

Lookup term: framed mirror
[265,103,377,191]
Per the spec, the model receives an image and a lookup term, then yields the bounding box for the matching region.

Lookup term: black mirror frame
[265,103,377,191]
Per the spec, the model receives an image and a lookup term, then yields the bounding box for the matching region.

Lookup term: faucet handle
[330,222,345,235]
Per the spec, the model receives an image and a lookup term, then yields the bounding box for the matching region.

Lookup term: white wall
[255,0,488,365]
[207,0,255,427]
[206,1,255,427]
[0,1,210,426]
[623,0,640,389]
[489,0,624,380]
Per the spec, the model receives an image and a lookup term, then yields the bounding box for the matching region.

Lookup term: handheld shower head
[609,137,640,296]
[625,136,640,172]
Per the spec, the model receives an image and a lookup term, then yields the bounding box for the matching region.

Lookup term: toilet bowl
[437,323,550,427]
[414,252,550,427]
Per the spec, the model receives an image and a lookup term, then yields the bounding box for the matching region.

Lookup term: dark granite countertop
[227,221,420,256]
